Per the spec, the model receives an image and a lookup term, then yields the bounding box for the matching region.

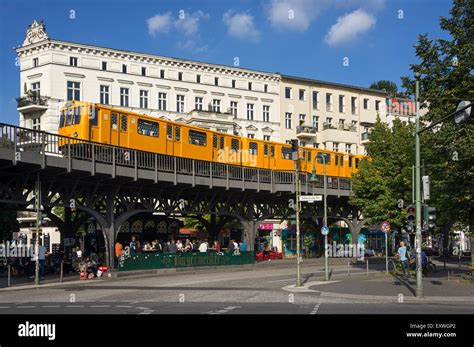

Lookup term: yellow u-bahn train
[58,101,365,177]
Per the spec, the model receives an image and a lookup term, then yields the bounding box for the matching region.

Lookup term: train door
[165,124,174,156]
[212,134,225,163]
[110,112,119,146]
[89,106,100,142]
[174,126,181,157]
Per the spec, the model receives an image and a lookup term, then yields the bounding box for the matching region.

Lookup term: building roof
[281,74,388,95]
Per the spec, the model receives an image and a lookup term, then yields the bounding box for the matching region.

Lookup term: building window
[33,58,39,67]
[99,85,109,105]
[176,94,185,113]
[299,114,306,124]
[312,116,319,130]
[339,95,345,113]
[231,79,236,88]
[31,82,40,94]
[120,87,129,106]
[363,98,369,110]
[195,97,203,111]
[264,84,268,93]
[178,72,183,81]
[140,90,149,109]
[158,92,167,111]
[248,82,252,90]
[141,67,147,76]
[299,89,305,101]
[32,117,41,131]
[375,100,381,111]
[160,69,165,79]
[263,135,270,141]
[312,91,319,110]
[351,97,357,114]
[345,144,352,154]
[313,143,319,148]
[69,57,78,67]
[285,113,292,129]
[102,61,107,71]
[214,77,219,86]
[326,117,333,127]
[351,120,357,128]
[263,105,270,122]
[196,74,201,83]
[247,103,254,120]
[212,99,221,113]
[326,93,333,112]
[122,64,127,74]
[230,101,238,116]
[67,81,80,101]
[285,87,292,99]
[248,134,255,139]
[333,142,339,152]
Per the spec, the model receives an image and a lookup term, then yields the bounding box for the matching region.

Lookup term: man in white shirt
[38,245,46,279]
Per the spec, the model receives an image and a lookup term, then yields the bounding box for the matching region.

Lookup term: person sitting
[239,240,247,253]
[198,240,208,253]
[168,240,178,253]
[228,239,235,253]
[184,239,192,252]
[152,240,162,252]
[176,240,183,252]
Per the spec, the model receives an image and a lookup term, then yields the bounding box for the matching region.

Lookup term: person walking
[397,241,410,277]
[239,240,247,253]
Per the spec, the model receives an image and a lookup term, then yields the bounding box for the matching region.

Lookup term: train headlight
[73,132,78,138]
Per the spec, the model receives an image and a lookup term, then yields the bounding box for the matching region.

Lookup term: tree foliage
[369,80,405,98]
[350,118,415,226]
[401,0,473,228]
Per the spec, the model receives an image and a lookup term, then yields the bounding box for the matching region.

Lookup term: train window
[121,115,127,132]
[335,155,338,166]
[249,142,258,155]
[175,127,181,141]
[90,107,99,126]
[340,155,344,166]
[355,158,359,169]
[167,125,172,140]
[264,144,268,156]
[282,147,292,160]
[302,150,306,161]
[59,112,65,128]
[111,113,118,129]
[308,152,311,162]
[349,157,353,167]
[270,145,275,157]
[219,136,224,149]
[189,129,207,146]
[137,119,159,137]
[317,152,331,165]
[231,139,239,152]
[65,108,73,126]
[213,134,218,149]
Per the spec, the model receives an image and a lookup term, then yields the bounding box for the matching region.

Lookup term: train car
[58,101,365,179]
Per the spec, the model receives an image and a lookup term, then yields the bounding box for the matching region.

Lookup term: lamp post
[310,154,328,281]
[295,159,302,287]
[414,71,472,298]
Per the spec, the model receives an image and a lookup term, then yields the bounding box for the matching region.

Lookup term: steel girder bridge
[0,123,367,268]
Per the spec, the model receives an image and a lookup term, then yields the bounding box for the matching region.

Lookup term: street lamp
[310,154,329,281]
[414,71,472,297]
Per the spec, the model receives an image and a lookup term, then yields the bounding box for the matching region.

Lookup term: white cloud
[176,40,208,55]
[267,0,384,32]
[325,9,376,46]
[223,11,261,42]
[175,10,210,36]
[147,13,173,36]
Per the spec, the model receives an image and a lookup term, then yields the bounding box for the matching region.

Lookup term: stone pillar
[240,220,259,251]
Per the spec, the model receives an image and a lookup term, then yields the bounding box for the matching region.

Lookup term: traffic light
[423,205,436,232]
[290,139,299,160]
[406,204,415,231]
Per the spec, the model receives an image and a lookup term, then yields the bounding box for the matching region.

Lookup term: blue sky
[0,0,452,125]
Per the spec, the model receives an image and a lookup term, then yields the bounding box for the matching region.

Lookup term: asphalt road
[0,262,472,314]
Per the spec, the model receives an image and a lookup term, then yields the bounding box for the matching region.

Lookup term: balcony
[338,123,357,132]
[16,91,48,114]
[296,125,317,138]
[322,122,336,130]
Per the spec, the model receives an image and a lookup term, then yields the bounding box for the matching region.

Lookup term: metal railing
[0,123,352,191]
[361,132,370,141]
[296,125,318,135]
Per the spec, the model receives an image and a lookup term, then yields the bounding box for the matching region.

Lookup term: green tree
[401,0,473,230]
[369,80,405,98]
[0,205,19,241]
[350,117,415,226]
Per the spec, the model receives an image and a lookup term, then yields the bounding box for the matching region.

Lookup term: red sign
[259,223,273,230]
[381,221,391,233]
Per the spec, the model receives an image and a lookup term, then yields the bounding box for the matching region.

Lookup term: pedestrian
[397,241,410,277]
[239,240,247,252]
[38,244,46,279]
[129,236,137,255]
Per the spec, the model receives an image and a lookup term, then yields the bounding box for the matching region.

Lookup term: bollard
[366,258,369,277]
[60,260,64,283]
[347,260,350,276]
[7,264,11,287]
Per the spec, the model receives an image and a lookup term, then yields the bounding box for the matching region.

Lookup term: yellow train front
[58,101,364,179]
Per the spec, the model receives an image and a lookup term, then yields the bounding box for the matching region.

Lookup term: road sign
[381,221,391,233]
[299,195,323,203]
[321,226,329,235]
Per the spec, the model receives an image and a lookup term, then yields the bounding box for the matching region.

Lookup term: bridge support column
[240,220,259,251]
